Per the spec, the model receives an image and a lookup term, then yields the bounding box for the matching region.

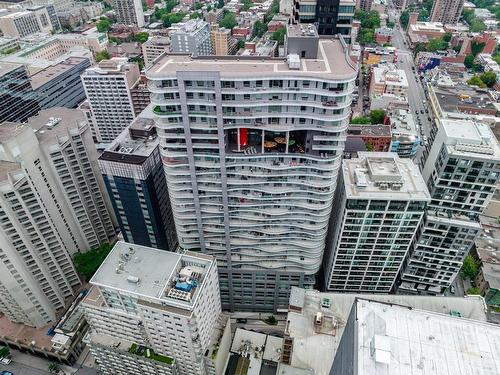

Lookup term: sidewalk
[10,349,98,375]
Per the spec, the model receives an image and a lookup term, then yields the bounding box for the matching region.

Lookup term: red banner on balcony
[239,128,248,147]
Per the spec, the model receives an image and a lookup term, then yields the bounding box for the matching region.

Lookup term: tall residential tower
[323,153,430,292]
[0,108,116,327]
[146,32,357,311]
[401,119,500,294]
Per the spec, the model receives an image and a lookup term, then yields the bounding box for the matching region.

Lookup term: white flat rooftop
[343,152,430,200]
[441,119,500,160]
[286,288,488,375]
[354,298,500,374]
[90,241,214,309]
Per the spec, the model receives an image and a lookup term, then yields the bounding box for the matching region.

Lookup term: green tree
[240,0,252,11]
[270,27,286,45]
[237,39,245,49]
[443,32,452,42]
[462,8,475,24]
[206,4,212,11]
[133,31,149,43]
[220,11,237,29]
[351,116,370,124]
[427,37,447,52]
[471,41,486,56]
[387,20,395,28]
[480,71,497,87]
[355,10,381,29]
[48,362,60,374]
[253,20,267,37]
[195,2,203,9]
[414,42,427,56]
[217,0,224,8]
[0,347,10,358]
[190,11,201,19]
[467,287,481,295]
[370,109,385,124]
[95,50,110,62]
[365,140,374,151]
[165,0,177,12]
[470,19,487,32]
[265,315,278,325]
[464,54,476,69]
[96,17,112,32]
[460,255,479,279]
[400,10,410,29]
[467,75,486,87]
[73,243,113,281]
[359,29,374,44]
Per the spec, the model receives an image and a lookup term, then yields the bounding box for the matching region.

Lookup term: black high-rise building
[292,0,355,39]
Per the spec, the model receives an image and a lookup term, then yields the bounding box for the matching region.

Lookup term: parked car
[236,318,247,324]
[427,117,431,122]
[420,110,424,114]
[0,371,14,375]
[0,358,11,365]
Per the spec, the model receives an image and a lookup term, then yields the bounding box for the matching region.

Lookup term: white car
[0,357,12,365]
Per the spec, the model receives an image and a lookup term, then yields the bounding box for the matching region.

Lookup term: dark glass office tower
[99,116,178,251]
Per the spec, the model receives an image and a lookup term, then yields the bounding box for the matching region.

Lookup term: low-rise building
[330,298,500,375]
[347,124,392,151]
[386,106,421,157]
[369,64,408,98]
[374,26,392,44]
[284,287,489,375]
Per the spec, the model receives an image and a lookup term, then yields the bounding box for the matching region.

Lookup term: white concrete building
[324,152,430,292]
[82,241,223,375]
[81,58,140,143]
[170,19,212,56]
[0,108,116,328]
[401,119,500,294]
[369,64,408,98]
[0,5,54,38]
[146,37,357,311]
[112,0,144,27]
[330,298,500,374]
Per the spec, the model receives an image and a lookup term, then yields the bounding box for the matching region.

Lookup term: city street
[391,22,437,169]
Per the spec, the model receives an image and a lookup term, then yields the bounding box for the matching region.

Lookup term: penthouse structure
[401,119,500,294]
[324,153,430,292]
[0,108,116,327]
[81,58,140,143]
[82,241,222,375]
[99,115,178,251]
[291,0,355,39]
[146,36,357,311]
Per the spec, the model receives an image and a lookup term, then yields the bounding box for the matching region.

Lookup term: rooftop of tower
[343,152,430,200]
[90,241,216,311]
[440,119,500,160]
[146,38,357,80]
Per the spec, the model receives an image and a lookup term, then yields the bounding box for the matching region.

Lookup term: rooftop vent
[287,54,300,70]
[127,275,140,283]
[45,117,61,129]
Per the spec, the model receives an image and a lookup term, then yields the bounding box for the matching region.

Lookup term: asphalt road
[391,22,437,169]
[0,362,53,375]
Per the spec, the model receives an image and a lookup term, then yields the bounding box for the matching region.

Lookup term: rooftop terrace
[146,38,357,80]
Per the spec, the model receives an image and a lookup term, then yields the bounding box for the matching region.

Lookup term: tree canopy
[426,37,448,52]
[370,109,386,124]
[351,116,371,124]
[96,17,112,32]
[73,243,113,281]
[253,20,267,37]
[460,255,479,279]
[220,11,237,29]
[480,71,497,87]
[270,27,286,45]
[467,75,486,88]
[95,50,110,62]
